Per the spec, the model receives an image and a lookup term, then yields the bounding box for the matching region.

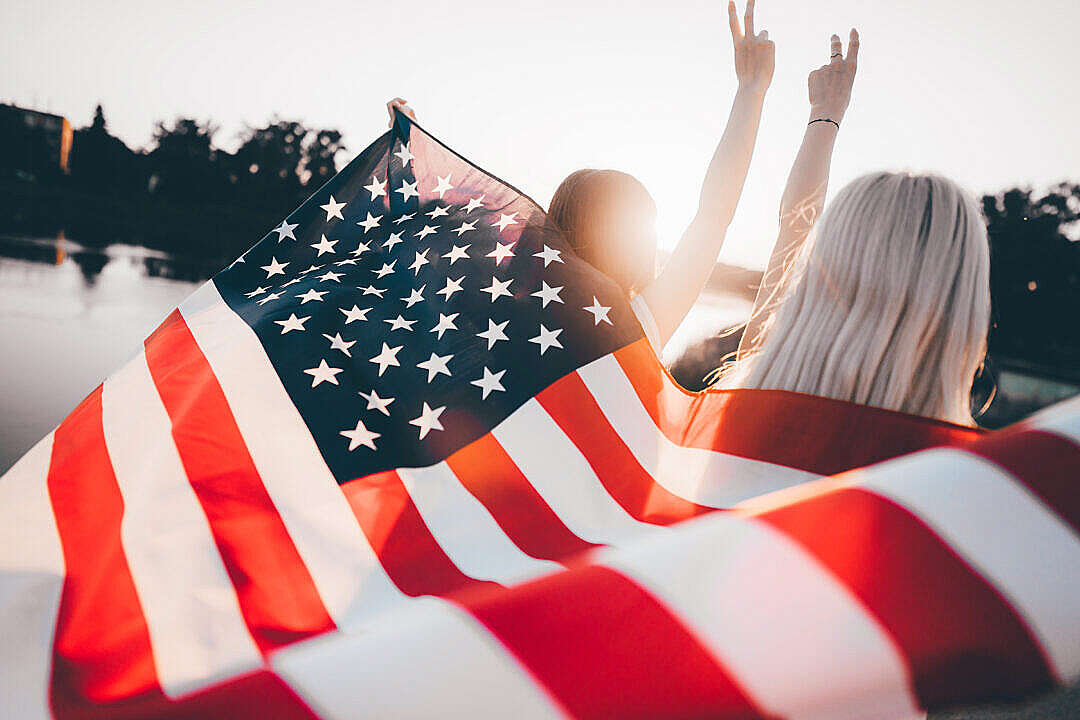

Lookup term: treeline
[1,104,347,269]
[2,103,1078,384]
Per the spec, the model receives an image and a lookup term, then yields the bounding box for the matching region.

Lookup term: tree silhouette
[981,183,1080,372]
[68,104,143,194]
[146,117,223,202]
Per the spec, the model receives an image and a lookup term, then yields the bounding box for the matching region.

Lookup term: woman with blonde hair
[717,37,990,426]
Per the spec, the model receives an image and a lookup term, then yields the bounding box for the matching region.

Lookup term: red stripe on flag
[144,310,334,655]
[462,565,774,720]
[613,339,981,475]
[968,428,1080,535]
[536,371,713,525]
[445,434,599,563]
[758,486,1054,709]
[47,384,162,716]
[341,469,500,597]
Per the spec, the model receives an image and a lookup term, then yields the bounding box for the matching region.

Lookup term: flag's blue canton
[214,114,645,484]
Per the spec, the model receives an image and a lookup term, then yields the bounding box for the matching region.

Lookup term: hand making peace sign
[808,29,860,125]
[729,0,775,96]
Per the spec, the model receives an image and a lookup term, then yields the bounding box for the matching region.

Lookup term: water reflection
[0,235,204,473]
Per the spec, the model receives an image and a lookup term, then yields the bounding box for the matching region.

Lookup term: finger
[830,33,843,63]
[845,28,860,66]
[728,1,742,41]
[758,29,769,41]
[744,0,755,38]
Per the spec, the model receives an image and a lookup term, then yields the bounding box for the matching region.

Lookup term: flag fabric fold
[2,111,1078,719]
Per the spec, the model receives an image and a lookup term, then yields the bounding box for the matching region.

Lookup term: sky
[3,0,1079,269]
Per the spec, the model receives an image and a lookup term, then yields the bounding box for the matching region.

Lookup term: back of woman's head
[722,171,991,425]
[549,169,657,295]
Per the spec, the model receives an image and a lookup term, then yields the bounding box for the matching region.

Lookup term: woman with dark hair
[391,0,780,354]
[546,0,775,354]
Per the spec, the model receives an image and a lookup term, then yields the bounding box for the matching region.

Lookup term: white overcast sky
[3,0,1079,268]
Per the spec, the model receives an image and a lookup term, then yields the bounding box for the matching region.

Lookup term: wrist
[808,106,844,125]
[736,82,769,103]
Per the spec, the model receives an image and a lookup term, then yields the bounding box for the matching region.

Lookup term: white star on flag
[482,276,513,302]
[340,305,370,324]
[437,276,465,300]
[275,313,310,334]
[430,313,459,339]
[427,205,451,219]
[583,296,614,325]
[311,235,334,254]
[471,367,507,399]
[453,220,477,237]
[444,244,470,264]
[385,315,417,332]
[409,250,430,275]
[462,195,485,213]
[297,289,327,304]
[357,212,382,233]
[493,212,519,231]
[402,285,426,307]
[318,270,344,283]
[431,174,454,198]
[358,389,395,416]
[245,286,268,298]
[393,142,414,165]
[531,281,564,308]
[396,179,419,201]
[304,359,343,387]
[417,352,453,382]
[529,324,564,355]
[260,257,288,278]
[393,212,415,225]
[409,402,446,439]
[374,261,397,278]
[322,332,356,356]
[273,220,297,241]
[370,343,403,376]
[351,240,372,257]
[256,292,281,306]
[534,245,563,266]
[384,232,405,252]
[363,176,387,200]
[477,318,510,349]
[320,195,346,221]
[414,224,438,240]
[340,419,380,451]
[486,242,515,264]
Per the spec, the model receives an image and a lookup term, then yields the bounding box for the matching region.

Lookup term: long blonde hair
[717,171,991,425]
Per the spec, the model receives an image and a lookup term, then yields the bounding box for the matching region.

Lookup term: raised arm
[639,0,775,349]
[738,29,858,359]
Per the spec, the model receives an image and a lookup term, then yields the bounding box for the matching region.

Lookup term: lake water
[0,236,750,474]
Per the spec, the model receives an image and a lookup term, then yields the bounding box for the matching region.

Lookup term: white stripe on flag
[0,433,63,720]
[1027,393,1080,444]
[273,596,568,720]
[598,512,923,720]
[858,448,1080,681]
[180,280,407,630]
[576,354,820,507]
[101,351,262,696]
[399,463,564,583]
[491,398,661,545]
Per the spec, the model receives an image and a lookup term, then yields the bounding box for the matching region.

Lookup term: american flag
[2,110,1079,719]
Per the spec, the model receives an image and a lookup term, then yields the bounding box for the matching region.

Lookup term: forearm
[739,120,838,359]
[643,87,766,346]
[778,111,839,238]
[699,86,768,224]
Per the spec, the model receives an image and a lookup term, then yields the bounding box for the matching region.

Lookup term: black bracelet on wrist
[809,118,840,130]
